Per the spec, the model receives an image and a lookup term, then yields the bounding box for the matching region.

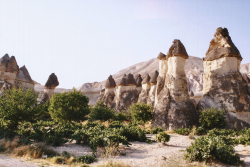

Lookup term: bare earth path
[0,134,250,167]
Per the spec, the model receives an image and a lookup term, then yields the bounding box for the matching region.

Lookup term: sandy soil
[1,134,250,167]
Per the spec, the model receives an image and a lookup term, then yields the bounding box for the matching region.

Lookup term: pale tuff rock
[188,90,194,97]
[153,40,198,130]
[41,73,59,103]
[147,70,159,106]
[97,75,116,107]
[15,65,34,91]
[112,74,139,111]
[138,74,151,104]
[198,27,250,130]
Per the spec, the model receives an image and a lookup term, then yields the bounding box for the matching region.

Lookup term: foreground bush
[0,88,40,133]
[129,103,153,124]
[185,135,242,165]
[149,126,164,134]
[89,106,115,122]
[174,127,191,135]
[156,132,170,143]
[49,89,90,123]
[199,107,226,130]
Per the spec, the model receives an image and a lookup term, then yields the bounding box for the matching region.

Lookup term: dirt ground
[0,134,250,167]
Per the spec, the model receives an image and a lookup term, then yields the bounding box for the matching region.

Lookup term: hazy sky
[0,0,250,89]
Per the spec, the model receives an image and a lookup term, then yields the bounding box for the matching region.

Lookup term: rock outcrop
[15,65,34,91]
[135,74,143,93]
[153,40,198,130]
[138,74,151,104]
[41,73,59,103]
[112,73,139,111]
[98,75,116,107]
[147,70,158,106]
[0,54,19,86]
[198,27,250,130]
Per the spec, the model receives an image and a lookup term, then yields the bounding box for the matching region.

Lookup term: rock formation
[135,74,142,93]
[112,73,139,111]
[153,40,198,130]
[97,75,116,107]
[41,73,59,103]
[198,27,250,129]
[138,74,151,104]
[15,65,34,91]
[0,54,19,86]
[147,70,158,106]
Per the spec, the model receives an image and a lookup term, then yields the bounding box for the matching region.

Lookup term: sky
[0,0,250,89]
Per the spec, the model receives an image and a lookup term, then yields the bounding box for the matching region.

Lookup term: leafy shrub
[185,135,242,165]
[156,132,170,143]
[49,89,90,123]
[0,88,39,132]
[234,128,250,146]
[109,121,124,129]
[114,112,131,122]
[129,103,153,124]
[76,155,96,164]
[89,107,115,122]
[174,127,191,135]
[150,127,164,134]
[199,107,226,130]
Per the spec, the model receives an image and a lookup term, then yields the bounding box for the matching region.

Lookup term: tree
[0,87,39,131]
[129,103,153,124]
[89,101,115,122]
[49,89,90,123]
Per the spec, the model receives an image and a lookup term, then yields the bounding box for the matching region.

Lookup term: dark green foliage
[109,121,124,129]
[149,127,164,134]
[235,128,250,145]
[114,112,131,122]
[129,103,153,124]
[95,100,107,108]
[174,127,191,135]
[199,107,226,130]
[76,155,96,164]
[61,151,71,158]
[89,106,115,122]
[195,126,207,135]
[185,135,242,165]
[156,132,170,143]
[0,87,40,132]
[49,89,90,123]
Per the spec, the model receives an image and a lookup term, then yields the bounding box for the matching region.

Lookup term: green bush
[76,155,96,164]
[129,103,153,124]
[114,112,131,122]
[150,127,164,134]
[49,89,90,123]
[199,107,226,130]
[185,135,242,165]
[156,132,170,143]
[234,128,250,146]
[174,127,191,135]
[0,87,40,132]
[89,107,115,122]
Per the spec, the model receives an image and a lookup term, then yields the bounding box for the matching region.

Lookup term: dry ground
[0,134,250,167]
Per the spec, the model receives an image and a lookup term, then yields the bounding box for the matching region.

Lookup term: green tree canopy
[49,89,90,123]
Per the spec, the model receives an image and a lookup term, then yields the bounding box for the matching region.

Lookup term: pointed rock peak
[16,65,33,82]
[157,52,166,60]
[188,90,194,97]
[242,73,250,83]
[135,74,143,87]
[142,74,151,84]
[204,27,242,61]
[6,56,19,74]
[117,76,127,86]
[126,73,136,85]
[166,39,188,60]
[150,70,159,84]
[105,75,116,88]
[45,73,59,89]
[2,54,10,60]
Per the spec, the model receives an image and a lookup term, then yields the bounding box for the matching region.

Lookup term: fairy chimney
[147,70,159,106]
[112,73,139,111]
[43,73,59,99]
[98,75,116,107]
[198,27,250,129]
[15,65,34,91]
[0,54,19,86]
[135,74,143,93]
[138,74,151,104]
[153,40,198,130]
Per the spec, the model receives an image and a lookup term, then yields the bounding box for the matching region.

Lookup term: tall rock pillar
[198,27,250,129]
[40,73,59,103]
[147,70,159,106]
[153,40,198,130]
[138,74,151,104]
